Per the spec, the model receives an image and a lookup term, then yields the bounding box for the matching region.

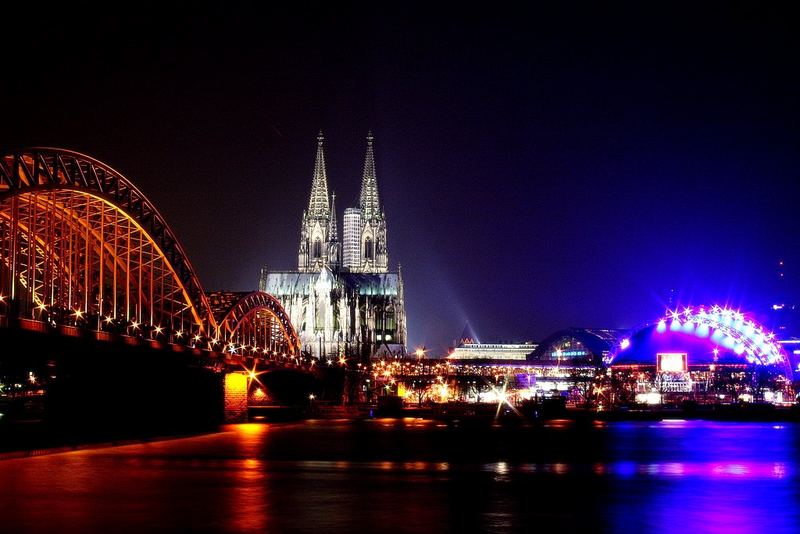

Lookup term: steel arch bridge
[208,291,300,357]
[0,148,300,356]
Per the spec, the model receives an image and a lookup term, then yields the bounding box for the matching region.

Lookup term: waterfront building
[448,341,537,361]
[427,312,795,407]
[262,132,406,359]
[606,306,795,405]
[529,327,624,364]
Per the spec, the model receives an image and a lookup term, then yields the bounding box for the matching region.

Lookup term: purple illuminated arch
[607,305,791,375]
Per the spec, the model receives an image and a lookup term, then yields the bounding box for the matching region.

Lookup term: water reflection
[605,421,800,534]
[0,420,797,532]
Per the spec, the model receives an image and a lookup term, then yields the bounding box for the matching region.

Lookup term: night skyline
[2,3,798,354]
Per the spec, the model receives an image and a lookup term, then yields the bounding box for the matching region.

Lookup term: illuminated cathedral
[260,132,406,359]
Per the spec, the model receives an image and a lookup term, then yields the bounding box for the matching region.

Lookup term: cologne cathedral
[260,132,407,359]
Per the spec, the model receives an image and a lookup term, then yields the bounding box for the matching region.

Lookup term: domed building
[605,306,794,405]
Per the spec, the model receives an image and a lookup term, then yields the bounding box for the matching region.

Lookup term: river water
[0,418,798,533]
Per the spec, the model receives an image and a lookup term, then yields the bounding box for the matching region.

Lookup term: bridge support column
[224,372,248,423]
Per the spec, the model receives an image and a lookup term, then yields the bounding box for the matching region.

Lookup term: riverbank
[3,402,798,458]
[374,400,800,422]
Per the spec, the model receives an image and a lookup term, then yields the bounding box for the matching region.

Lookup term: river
[0,418,798,533]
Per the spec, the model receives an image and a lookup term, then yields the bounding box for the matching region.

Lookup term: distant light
[309,393,315,400]
[620,339,630,350]
[73,309,83,318]
[656,319,667,333]
[635,392,662,405]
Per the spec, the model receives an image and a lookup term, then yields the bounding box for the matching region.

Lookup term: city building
[261,132,406,359]
[606,306,794,405]
[429,310,795,407]
[448,342,537,361]
[529,327,624,365]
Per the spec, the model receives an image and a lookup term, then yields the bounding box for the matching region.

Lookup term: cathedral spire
[327,191,341,269]
[329,191,338,241]
[359,130,381,220]
[307,130,330,218]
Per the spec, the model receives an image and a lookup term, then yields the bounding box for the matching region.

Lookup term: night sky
[2,3,798,354]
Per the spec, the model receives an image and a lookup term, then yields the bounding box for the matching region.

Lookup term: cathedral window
[385,308,396,331]
[365,237,373,260]
[313,239,322,259]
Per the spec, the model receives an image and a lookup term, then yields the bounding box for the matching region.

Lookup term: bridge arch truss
[0,148,300,357]
[209,291,301,356]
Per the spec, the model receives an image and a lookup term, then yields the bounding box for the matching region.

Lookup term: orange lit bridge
[0,148,310,428]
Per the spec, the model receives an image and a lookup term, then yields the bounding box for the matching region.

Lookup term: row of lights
[5,298,302,361]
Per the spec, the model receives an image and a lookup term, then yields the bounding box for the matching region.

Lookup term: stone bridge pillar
[224,372,248,423]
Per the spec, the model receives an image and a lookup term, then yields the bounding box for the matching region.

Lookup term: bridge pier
[223,373,248,423]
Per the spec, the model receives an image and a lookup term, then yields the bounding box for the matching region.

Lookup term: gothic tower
[358,131,388,273]
[298,131,332,272]
[327,191,341,269]
[262,129,407,359]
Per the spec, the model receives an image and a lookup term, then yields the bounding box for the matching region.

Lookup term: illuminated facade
[531,327,623,364]
[606,307,794,405]
[448,342,537,361]
[342,207,362,269]
[262,132,406,358]
[426,311,795,408]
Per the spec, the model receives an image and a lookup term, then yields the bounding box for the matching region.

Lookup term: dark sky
[2,3,798,354]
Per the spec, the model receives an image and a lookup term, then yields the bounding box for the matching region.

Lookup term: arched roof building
[606,306,793,380]
[528,328,625,366]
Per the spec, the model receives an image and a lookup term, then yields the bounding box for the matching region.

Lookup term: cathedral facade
[261,132,406,359]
